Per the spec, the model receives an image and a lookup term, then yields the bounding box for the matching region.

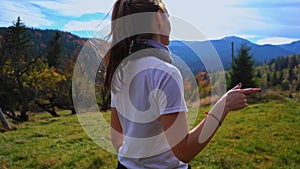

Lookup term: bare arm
[110,108,124,152]
[161,84,261,163]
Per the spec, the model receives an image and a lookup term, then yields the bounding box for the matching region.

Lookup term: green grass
[0,98,299,169]
[190,98,300,169]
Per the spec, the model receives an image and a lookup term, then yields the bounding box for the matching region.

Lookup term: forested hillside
[0,27,86,59]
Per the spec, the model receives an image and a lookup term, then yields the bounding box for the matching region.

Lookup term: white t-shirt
[111,56,189,169]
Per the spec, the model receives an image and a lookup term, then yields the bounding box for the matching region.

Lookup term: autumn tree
[34,32,66,116]
[32,66,66,117]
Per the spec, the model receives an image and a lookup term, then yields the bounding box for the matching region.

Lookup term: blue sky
[1,0,299,45]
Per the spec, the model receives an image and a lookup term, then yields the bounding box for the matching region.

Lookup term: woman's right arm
[111,108,124,152]
[160,84,261,163]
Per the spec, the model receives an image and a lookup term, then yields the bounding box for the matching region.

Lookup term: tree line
[183,43,299,104]
[256,55,300,92]
[229,44,299,92]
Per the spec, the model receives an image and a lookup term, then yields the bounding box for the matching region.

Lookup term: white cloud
[63,19,111,38]
[233,34,258,39]
[64,19,110,31]
[0,0,53,27]
[64,20,100,31]
[31,0,115,17]
[163,0,268,40]
[257,37,299,45]
[163,0,300,43]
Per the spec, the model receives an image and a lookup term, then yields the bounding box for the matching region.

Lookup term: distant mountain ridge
[169,36,300,73]
[0,27,298,73]
[279,40,300,54]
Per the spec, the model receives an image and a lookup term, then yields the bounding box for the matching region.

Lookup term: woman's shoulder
[142,56,183,80]
[141,56,179,71]
[126,56,182,80]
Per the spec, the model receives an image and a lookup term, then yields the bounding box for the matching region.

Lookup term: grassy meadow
[0,95,299,169]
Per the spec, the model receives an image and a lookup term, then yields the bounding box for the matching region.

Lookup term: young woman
[105,0,261,168]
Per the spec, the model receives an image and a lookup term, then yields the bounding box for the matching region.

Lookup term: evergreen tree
[279,69,284,83]
[288,66,295,82]
[230,43,256,88]
[267,72,271,84]
[256,70,261,78]
[290,55,297,69]
[272,71,278,86]
[0,17,34,121]
[46,32,63,68]
[288,66,296,92]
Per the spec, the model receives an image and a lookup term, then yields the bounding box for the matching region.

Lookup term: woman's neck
[152,35,170,46]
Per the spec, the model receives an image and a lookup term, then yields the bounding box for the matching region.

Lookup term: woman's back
[111,55,189,168]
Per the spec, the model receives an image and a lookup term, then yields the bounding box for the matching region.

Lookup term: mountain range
[0,27,299,74]
[169,36,300,74]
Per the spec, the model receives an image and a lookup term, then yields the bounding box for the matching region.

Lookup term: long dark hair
[104,0,168,92]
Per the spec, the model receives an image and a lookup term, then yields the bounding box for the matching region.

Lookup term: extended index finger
[240,88,262,94]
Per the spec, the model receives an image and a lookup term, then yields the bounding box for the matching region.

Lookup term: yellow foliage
[29,67,66,91]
